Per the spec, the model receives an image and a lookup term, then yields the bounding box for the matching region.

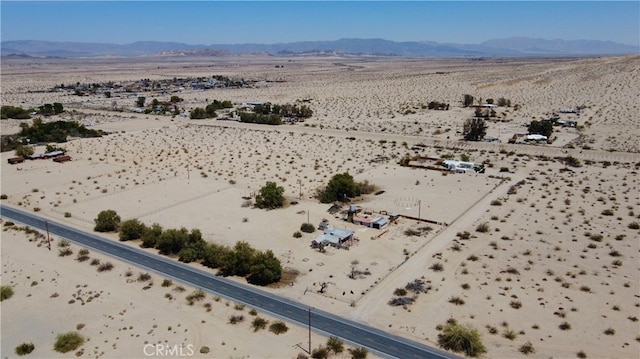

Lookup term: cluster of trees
[190,99,233,119]
[252,103,313,119]
[94,211,282,285]
[1,105,32,119]
[528,120,553,137]
[473,108,497,118]
[462,118,487,141]
[18,119,103,144]
[38,103,64,116]
[319,173,376,203]
[463,95,512,108]
[2,118,103,153]
[237,111,282,125]
[1,103,64,119]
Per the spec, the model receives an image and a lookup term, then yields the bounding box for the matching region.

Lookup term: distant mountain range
[2,37,638,58]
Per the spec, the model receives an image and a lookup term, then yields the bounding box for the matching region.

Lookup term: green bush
[1,285,14,301]
[119,218,147,241]
[326,336,344,354]
[252,317,268,332]
[53,331,84,353]
[15,342,35,356]
[437,319,486,357]
[348,347,368,359]
[255,181,285,209]
[300,223,315,233]
[94,209,121,232]
[269,321,288,334]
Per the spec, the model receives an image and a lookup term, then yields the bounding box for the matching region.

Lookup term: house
[312,227,354,248]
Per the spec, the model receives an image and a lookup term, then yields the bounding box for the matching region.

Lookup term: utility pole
[308,307,312,354]
[418,200,421,222]
[45,220,51,251]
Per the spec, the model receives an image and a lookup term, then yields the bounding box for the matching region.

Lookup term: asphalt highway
[1,205,457,359]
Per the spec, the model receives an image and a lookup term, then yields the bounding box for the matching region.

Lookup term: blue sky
[1,1,639,46]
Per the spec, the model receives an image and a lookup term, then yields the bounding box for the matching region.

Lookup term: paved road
[1,205,457,359]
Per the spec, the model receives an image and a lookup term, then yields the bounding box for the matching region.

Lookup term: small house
[312,227,354,248]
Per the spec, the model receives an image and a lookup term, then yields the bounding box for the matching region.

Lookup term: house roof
[314,227,354,245]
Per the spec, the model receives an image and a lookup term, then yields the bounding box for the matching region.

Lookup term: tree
[1,285,14,301]
[528,120,553,138]
[141,223,163,248]
[225,241,257,276]
[15,145,34,158]
[255,181,285,209]
[437,320,486,357]
[156,227,189,255]
[190,107,207,119]
[94,210,121,232]
[136,96,146,108]
[320,172,361,203]
[463,118,487,141]
[202,243,231,269]
[53,102,64,114]
[247,250,282,285]
[348,347,368,359]
[463,94,474,107]
[118,218,147,241]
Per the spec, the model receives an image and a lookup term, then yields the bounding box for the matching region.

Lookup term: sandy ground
[1,55,639,358]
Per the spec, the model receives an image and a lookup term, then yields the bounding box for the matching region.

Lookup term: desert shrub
[300,222,315,233]
[15,342,35,356]
[603,328,615,335]
[490,200,502,206]
[476,223,490,233]
[430,262,444,271]
[628,222,640,230]
[388,296,415,306]
[311,346,329,359]
[228,315,244,324]
[559,321,572,330]
[97,262,114,272]
[293,231,302,238]
[1,286,15,301]
[601,209,614,216]
[577,350,587,358]
[251,317,268,331]
[199,346,210,354]
[138,272,152,282]
[161,279,172,287]
[0,194,7,200]
[437,320,486,357]
[269,321,288,334]
[58,239,70,247]
[519,341,535,355]
[457,231,471,239]
[394,288,408,296]
[53,331,84,353]
[510,300,522,309]
[502,329,517,340]
[64,212,72,218]
[449,296,465,305]
[348,347,368,359]
[326,336,344,354]
[58,248,73,257]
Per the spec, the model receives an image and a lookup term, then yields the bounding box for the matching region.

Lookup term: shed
[372,217,389,229]
[312,227,354,247]
[8,157,25,164]
[53,155,72,163]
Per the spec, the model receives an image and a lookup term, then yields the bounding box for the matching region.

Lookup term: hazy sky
[2,1,639,46]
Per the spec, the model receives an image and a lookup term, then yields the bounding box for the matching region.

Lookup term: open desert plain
[1,54,639,359]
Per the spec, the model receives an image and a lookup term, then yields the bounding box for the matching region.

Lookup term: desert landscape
[1,54,639,358]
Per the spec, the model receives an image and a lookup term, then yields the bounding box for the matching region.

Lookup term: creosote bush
[53,331,84,353]
[269,321,288,334]
[15,342,35,356]
[437,319,486,357]
[1,285,15,301]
